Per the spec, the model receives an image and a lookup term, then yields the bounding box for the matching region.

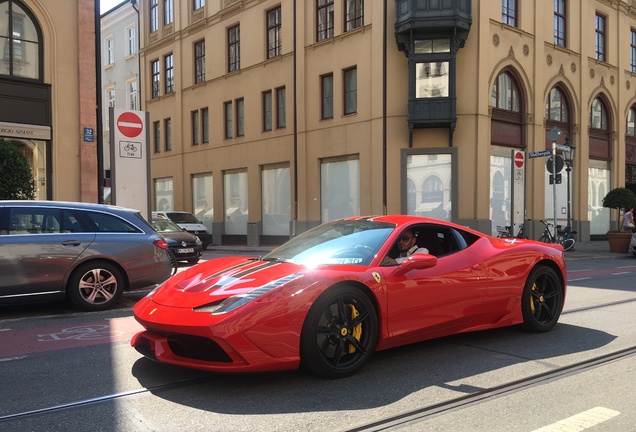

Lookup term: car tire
[300,285,378,378]
[521,266,563,332]
[67,261,124,311]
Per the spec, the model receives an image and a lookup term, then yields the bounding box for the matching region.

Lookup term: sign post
[511,150,525,232]
[547,126,562,239]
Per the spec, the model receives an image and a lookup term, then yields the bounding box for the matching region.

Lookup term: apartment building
[138,0,636,245]
[0,0,98,202]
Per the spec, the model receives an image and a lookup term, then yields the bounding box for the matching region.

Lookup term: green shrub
[0,138,36,200]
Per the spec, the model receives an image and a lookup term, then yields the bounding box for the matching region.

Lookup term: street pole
[566,162,571,231]
[552,140,558,239]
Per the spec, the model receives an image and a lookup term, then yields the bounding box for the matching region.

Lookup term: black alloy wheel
[300,285,378,378]
[521,266,563,332]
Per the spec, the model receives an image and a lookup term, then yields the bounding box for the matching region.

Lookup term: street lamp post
[563,137,576,232]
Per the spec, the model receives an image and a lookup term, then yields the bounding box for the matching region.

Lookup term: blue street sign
[529,150,552,158]
[83,127,94,142]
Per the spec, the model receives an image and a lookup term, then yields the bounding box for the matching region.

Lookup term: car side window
[7,208,62,235]
[83,211,141,233]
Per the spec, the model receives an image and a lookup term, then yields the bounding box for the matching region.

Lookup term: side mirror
[393,253,437,276]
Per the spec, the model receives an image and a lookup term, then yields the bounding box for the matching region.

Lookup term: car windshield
[262,219,395,266]
[166,212,200,224]
[152,218,184,233]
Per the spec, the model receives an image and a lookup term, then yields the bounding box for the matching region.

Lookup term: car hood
[150,257,305,308]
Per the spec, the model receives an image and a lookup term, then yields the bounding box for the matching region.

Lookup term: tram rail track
[1,290,635,427]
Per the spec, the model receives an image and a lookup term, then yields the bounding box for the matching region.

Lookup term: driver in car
[382,229,429,265]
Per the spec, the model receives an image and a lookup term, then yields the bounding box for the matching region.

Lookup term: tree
[602,187,636,231]
[0,138,36,200]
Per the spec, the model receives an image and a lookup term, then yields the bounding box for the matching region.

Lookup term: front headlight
[195,237,202,245]
[195,274,303,315]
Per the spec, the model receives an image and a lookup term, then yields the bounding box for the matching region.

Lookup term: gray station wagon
[0,200,173,311]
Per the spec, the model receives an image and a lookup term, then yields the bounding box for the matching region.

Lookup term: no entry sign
[117,111,144,138]
[514,151,524,168]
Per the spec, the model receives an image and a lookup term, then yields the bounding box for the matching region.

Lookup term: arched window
[421,175,443,203]
[626,107,635,137]
[491,71,520,112]
[590,97,608,130]
[588,96,611,161]
[626,106,636,168]
[546,87,569,123]
[491,69,525,148]
[544,84,573,150]
[0,0,42,80]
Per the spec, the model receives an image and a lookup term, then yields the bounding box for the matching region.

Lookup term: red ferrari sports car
[132,216,566,378]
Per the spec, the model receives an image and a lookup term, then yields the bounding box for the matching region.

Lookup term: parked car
[151,217,202,265]
[153,211,212,250]
[132,215,566,378]
[0,200,173,311]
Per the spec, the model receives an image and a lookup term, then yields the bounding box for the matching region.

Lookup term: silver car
[0,200,172,311]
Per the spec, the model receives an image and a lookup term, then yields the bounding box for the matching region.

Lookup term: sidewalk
[207,241,634,263]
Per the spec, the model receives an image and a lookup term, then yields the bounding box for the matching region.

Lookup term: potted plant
[602,187,636,253]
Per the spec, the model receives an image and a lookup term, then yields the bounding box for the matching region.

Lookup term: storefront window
[192,173,212,232]
[224,170,248,235]
[406,153,452,221]
[321,157,359,222]
[154,177,173,211]
[262,165,290,236]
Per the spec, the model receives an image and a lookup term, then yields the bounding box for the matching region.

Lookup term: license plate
[177,248,194,254]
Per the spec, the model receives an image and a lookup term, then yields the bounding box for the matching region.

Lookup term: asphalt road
[0,254,635,432]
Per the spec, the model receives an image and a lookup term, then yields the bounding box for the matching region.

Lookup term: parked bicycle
[537,219,576,251]
[496,221,527,239]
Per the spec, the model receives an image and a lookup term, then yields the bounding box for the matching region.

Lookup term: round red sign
[514,151,524,168]
[117,112,144,138]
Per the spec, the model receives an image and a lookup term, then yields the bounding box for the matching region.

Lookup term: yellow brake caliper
[530,283,536,313]
[348,304,362,354]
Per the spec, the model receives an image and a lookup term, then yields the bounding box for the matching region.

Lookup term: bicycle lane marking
[0,316,143,359]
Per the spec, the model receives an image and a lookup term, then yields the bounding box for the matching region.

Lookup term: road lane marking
[531,407,620,432]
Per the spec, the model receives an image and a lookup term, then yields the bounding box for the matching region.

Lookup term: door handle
[61,240,81,247]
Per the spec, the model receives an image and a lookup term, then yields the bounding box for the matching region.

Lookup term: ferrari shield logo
[372,272,381,283]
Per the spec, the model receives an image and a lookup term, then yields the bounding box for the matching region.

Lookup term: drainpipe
[131,0,142,110]
[382,0,388,214]
[292,0,298,236]
[96,0,104,203]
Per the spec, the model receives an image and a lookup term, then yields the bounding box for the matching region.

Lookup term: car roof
[0,200,140,213]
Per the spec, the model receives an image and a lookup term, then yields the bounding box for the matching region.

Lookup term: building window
[491,72,520,112]
[627,107,635,137]
[590,97,608,130]
[151,59,160,98]
[194,40,205,84]
[321,157,360,222]
[0,0,42,80]
[262,165,291,236]
[416,62,449,98]
[595,13,606,62]
[266,7,282,59]
[263,90,272,131]
[164,53,174,94]
[106,37,114,65]
[224,101,233,139]
[345,0,363,32]
[107,88,115,108]
[546,87,569,123]
[154,121,161,153]
[321,73,333,119]
[554,0,566,47]
[192,110,199,145]
[228,25,240,72]
[128,81,137,110]
[164,0,174,25]
[502,0,517,27]
[631,29,636,74]
[165,118,172,151]
[317,0,334,41]
[224,170,248,235]
[276,86,286,128]
[193,0,205,10]
[150,0,159,32]
[202,108,209,143]
[344,67,357,115]
[192,173,213,232]
[127,26,136,55]
[155,177,173,211]
[236,98,244,137]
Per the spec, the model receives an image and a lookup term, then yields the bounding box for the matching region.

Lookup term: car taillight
[153,239,168,249]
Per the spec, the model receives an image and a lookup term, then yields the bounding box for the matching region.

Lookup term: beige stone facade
[0,0,98,202]
[139,0,636,245]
